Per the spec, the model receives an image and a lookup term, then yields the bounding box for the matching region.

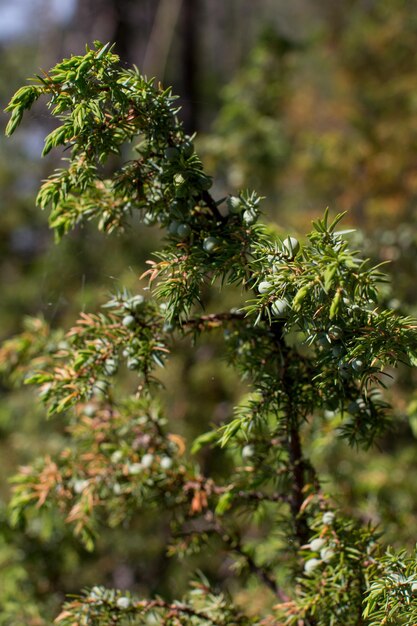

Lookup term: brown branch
[135,598,222,624]
[199,189,227,223]
[202,518,290,603]
[235,489,289,504]
[181,310,245,329]
[287,420,311,546]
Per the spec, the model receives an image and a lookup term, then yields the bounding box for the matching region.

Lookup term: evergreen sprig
[4,41,417,625]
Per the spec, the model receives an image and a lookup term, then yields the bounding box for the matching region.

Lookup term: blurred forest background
[2,0,417,622]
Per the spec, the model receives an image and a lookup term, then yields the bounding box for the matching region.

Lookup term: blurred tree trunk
[143,0,183,79]
[66,0,157,65]
[181,0,200,132]
[66,0,199,130]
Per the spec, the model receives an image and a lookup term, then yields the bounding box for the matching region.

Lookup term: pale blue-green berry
[164,146,179,161]
[304,558,321,574]
[338,361,350,379]
[258,281,273,294]
[122,314,136,328]
[168,220,180,235]
[320,547,335,562]
[73,479,88,494]
[271,298,289,318]
[180,141,194,158]
[111,450,123,463]
[283,236,300,256]
[127,295,145,312]
[160,456,173,470]
[104,358,118,376]
[322,511,335,525]
[226,196,242,214]
[203,236,220,253]
[127,357,140,370]
[116,597,131,610]
[128,463,142,475]
[141,453,154,468]
[351,358,364,372]
[310,538,326,552]
[243,209,257,225]
[92,380,108,397]
[348,401,360,415]
[242,444,255,459]
[176,223,191,238]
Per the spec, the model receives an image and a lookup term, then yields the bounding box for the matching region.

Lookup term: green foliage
[55,579,252,626]
[4,40,417,625]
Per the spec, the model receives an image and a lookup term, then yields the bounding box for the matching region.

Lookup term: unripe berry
[111,450,123,463]
[122,314,136,328]
[141,453,154,468]
[226,196,242,214]
[92,380,108,398]
[351,358,364,372]
[104,358,118,376]
[160,456,173,470]
[304,558,321,574]
[310,538,326,552]
[243,209,257,225]
[258,281,273,294]
[320,547,335,562]
[127,295,145,312]
[242,444,255,459]
[164,146,179,161]
[283,236,300,257]
[73,479,88,494]
[116,597,131,609]
[176,223,191,239]
[203,236,220,253]
[127,357,140,370]
[180,141,194,158]
[168,220,180,235]
[338,361,350,379]
[348,400,360,415]
[322,511,335,525]
[128,463,142,475]
[83,403,96,417]
[271,298,289,318]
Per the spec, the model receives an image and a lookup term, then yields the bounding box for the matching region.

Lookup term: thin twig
[181,311,245,328]
[210,519,290,603]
